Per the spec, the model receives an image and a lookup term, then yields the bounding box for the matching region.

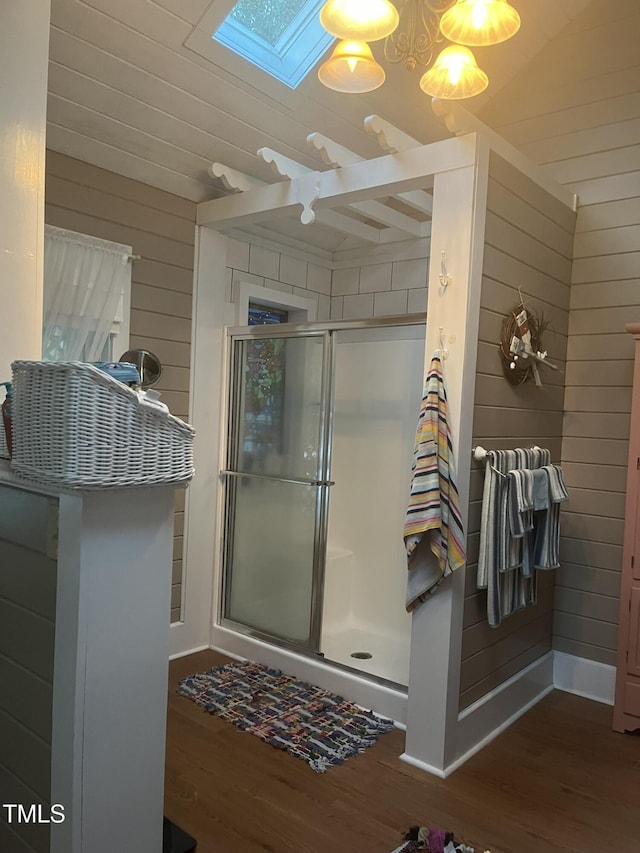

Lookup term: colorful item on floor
[404,352,466,611]
[177,660,394,773]
[390,824,491,853]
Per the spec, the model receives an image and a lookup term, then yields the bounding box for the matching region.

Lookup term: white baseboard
[553,651,615,705]
[168,643,210,661]
[452,652,554,775]
[399,751,446,779]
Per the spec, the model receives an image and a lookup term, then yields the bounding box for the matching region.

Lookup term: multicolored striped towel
[404,354,466,611]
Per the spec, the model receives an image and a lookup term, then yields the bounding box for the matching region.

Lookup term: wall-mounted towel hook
[439,326,449,360]
[439,251,451,289]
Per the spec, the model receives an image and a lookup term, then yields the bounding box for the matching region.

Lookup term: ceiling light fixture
[318,40,386,92]
[319,0,400,42]
[439,0,521,46]
[318,0,521,99]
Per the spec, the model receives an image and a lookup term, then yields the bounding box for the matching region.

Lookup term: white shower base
[321,622,410,686]
[209,623,409,724]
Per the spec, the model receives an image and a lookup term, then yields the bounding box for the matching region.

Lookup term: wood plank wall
[479,0,640,667]
[45,151,196,623]
[461,152,575,711]
[0,486,56,853]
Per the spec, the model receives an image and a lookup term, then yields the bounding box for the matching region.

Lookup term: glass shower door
[221,331,331,650]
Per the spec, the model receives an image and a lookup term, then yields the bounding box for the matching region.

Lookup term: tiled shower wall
[329,256,429,321]
[224,238,430,323]
[224,237,332,320]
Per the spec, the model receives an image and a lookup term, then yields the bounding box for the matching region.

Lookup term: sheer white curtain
[43,225,132,362]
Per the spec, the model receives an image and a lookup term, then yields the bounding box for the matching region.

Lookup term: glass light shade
[419,45,488,99]
[319,0,399,42]
[439,0,521,46]
[318,40,386,92]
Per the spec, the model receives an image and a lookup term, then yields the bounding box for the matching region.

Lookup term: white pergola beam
[307,132,433,217]
[257,146,427,238]
[210,159,386,244]
[198,137,473,231]
[430,99,578,210]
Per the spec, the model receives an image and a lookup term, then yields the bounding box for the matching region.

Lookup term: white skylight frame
[213,0,335,89]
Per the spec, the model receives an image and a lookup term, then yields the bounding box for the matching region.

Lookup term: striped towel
[478,447,550,627]
[404,354,466,611]
[533,464,569,570]
[545,463,569,503]
[506,468,534,537]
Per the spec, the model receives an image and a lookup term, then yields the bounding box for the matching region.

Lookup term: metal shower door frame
[219,313,426,658]
[219,325,335,655]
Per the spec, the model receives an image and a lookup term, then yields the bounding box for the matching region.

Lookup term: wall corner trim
[553,651,615,706]
[398,751,447,779]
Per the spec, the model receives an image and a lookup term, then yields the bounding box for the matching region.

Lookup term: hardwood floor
[165,650,640,853]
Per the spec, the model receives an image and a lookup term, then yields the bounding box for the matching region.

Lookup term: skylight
[213,0,334,89]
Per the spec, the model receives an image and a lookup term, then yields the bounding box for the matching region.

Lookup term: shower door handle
[220,470,334,487]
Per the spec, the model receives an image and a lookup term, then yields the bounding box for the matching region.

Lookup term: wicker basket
[11,360,195,488]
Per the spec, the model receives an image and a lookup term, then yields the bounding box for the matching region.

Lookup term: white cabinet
[0,463,177,852]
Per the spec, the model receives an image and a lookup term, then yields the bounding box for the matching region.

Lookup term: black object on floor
[163,817,197,852]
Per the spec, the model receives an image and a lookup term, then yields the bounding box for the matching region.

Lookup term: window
[248,303,289,325]
[42,225,131,363]
[213,0,334,88]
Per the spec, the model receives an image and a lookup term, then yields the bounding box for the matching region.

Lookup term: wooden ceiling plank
[49,3,375,166]
[47,61,278,181]
[148,0,211,26]
[46,124,211,202]
[48,95,220,188]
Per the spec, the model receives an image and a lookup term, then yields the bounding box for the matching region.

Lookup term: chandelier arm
[383,0,456,71]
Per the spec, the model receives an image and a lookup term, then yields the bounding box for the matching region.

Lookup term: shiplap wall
[479,0,640,667]
[461,152,575,711]
[0,486,56,853]
[45,151,195,623]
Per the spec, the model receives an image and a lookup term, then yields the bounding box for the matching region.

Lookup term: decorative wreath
[498,300,554,387]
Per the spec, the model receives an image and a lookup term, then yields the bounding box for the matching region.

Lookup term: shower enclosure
[220,316,425,688]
